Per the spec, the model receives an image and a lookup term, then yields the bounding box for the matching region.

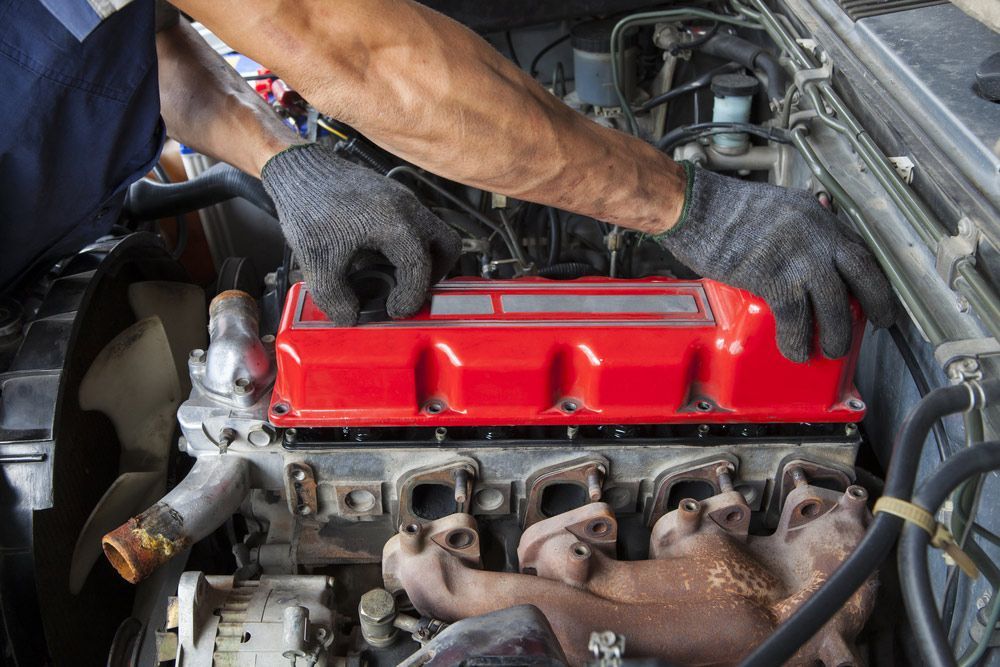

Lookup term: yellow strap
[873,496,980,579]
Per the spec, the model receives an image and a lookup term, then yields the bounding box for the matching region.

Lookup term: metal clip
[589,630,626,666]
[792,59,833,92]
[935,217,980,286]
[873,496,979,579]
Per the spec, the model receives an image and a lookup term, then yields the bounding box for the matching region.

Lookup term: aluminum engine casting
[383,474,876,666]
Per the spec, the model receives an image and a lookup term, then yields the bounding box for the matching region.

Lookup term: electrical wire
[638,62,743,112]
[655,122,792,153]
[504,31,522,68]
[316,118,349,141]
[385,166,528,270]
[530,33,571,79]
[888,325,951,461]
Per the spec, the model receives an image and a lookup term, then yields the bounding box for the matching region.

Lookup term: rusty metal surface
[383,481,876,666]
[103,455,249,583]
[522,456,608,528]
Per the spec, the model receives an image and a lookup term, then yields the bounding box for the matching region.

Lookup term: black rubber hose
[639,62,744,112]
[538,262,599,279]
[889,325,952,461]
[697,33,788,105]
[530,33,571,79]
[546,208,562,267]
[655,122,791,153]
[125,162,277,221]
[899,441,1000,667]
[739,380,1000,667]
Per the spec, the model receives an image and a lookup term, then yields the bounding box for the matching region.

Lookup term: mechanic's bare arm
[166,0,687,235]
[155,18,305,177]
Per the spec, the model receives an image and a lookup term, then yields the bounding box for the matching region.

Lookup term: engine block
[127,280,877,665]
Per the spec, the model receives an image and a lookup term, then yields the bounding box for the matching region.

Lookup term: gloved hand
[262,143,462,325]
[656,163,896,362]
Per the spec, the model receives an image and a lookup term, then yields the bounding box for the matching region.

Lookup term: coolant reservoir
[571,19,638,108]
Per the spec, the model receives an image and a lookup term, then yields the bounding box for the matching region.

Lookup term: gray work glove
[262,143,461,325]
[656,163,896,362]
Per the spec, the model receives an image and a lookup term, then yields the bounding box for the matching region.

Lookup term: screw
[434,427,447,443]
[454,469,470,505]
[189,349,206,364]
[845,423,859,437]
[789,466,808,489]
[292,468,306,482]
[567,425,579,440]
[586,466,603,502]
[233,377,253,396]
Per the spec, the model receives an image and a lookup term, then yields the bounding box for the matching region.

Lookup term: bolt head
[359,588,396,623]
[248,423,275,447]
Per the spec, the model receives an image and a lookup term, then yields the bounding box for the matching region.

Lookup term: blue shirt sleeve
[37,0,130,41]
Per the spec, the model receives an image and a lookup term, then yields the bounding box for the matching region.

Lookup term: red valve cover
[270,278,865,427]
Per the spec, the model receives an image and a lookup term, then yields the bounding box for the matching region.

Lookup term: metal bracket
[888,156,915,184]
[935,217,980,286]
[934,337,1000,377]
[792,59,833,92]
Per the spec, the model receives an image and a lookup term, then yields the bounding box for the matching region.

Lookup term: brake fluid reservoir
[710,73,759,154]
[571,19,638,108]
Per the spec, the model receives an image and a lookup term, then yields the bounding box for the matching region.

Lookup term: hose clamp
[873,496,979,579]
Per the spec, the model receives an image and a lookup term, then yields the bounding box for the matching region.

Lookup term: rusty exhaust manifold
[384,479,876,666]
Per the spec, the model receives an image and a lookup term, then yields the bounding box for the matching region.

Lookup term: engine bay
[3,1,1000,666]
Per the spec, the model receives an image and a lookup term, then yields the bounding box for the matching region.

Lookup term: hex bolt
[716,465,735,493]
[434,427,447,443]
[567,425,580,440]
[189,348,206,364]
[359,588,399,648]
[453,469,470,506]
[233,377,254,396]
[586,466,603,502]
[789,466,808,489]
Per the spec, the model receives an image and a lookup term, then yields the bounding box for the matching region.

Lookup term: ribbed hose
[125,162,277,221]
[740,380,1000,667]
[899,441,1000,667]
[538,262,599,279]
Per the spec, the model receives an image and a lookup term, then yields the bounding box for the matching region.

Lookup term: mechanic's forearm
[170,0,687,234]
[155,19,304,176]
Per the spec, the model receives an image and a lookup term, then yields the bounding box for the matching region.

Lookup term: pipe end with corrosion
[102,515,187,584]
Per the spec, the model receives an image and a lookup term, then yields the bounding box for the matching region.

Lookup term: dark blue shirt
[0,0,164,291]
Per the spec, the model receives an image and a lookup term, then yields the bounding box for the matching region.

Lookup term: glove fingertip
[311,284,360,327]
[386,267,430,320]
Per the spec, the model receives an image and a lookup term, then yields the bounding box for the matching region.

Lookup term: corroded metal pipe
[103,455,249,583]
